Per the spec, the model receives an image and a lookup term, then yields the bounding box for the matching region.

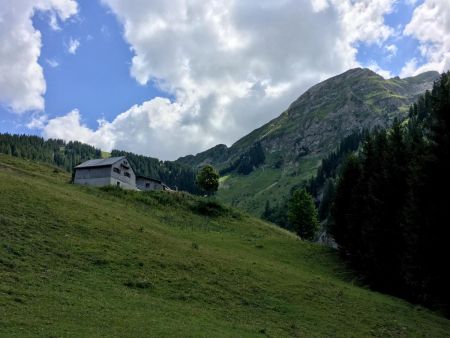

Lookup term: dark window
[116,182,120,187]
[145,183,150,188]
[113,167,120,174]
[124,172,131,178]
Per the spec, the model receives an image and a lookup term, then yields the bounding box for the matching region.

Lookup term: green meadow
[1,154,449,337]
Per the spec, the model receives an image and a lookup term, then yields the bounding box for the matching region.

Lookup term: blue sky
[357,0,424,75]
[1,1,167,134]
[0,0,448,159]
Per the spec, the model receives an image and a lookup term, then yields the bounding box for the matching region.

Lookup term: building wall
[110,159,136,190]
[74,158,137,190]
[74,175,111,187]
[74,167,111,187]
[136,177,163,191]
[75,166,111,179]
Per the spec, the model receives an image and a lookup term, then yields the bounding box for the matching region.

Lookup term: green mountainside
[1,154,449,336]
[176,68,439,215]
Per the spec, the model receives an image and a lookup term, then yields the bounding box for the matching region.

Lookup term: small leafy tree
[288,188,319,240]
[196,165,219,196]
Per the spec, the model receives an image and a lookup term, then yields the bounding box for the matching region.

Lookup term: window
[145,183,150,188]
[113,167,120,174]
[124,172,130,178]
[117,182,120,187]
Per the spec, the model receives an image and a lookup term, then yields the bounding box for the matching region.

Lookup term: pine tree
[331,72,450,314]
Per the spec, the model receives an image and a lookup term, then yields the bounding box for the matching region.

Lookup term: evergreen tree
[288,188,319,240]
[331,72,450,314]
[330,155,364,261]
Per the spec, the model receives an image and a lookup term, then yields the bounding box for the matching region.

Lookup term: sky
[0,0,449,160]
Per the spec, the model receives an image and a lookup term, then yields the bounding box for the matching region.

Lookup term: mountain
[1,153,450,336]
[176,68,439,215]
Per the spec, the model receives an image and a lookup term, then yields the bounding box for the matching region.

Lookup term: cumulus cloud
[42,100,213,159]
[0,0,77,114]
[401,0,450,76]
[27,113,49,129]
[42,109,115,150]
[41,0,395,159]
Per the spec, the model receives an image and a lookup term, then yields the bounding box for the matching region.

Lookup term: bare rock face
[177,68,439,171]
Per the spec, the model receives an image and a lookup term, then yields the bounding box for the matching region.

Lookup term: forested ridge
[331,72,450,315]
[0,134,101,172]
[0,134,200,194]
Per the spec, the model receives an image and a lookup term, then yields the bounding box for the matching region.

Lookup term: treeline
[262,130,367,228]
[221,142,265,175]
[0,134,201,194]
[0,134,101,171]
[331,72,450,314]
[111,150,201,194]
[305,129,368,221]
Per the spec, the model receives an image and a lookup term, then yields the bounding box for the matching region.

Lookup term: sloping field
[0,154,449,337]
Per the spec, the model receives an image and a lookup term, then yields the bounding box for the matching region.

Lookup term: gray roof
[75,156,125,169]
[136,175,162,184]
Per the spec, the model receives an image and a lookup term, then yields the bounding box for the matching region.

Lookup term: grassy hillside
[1,154,449,337]
[218,155,321,215]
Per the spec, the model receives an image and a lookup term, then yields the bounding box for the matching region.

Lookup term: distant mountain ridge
[176,68,440,215]
[178,68,439,168]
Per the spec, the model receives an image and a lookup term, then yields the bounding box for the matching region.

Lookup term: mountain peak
[344,67,379,76]
[179,68,438,169]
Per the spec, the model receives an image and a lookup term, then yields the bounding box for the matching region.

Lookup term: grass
[1,154,449,337]
[218,156,321,216]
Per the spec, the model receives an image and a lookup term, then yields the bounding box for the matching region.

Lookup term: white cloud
[42,109,115,150]
[46,59,60,68]
[27,113,49,129]
[400,58,419,78]
[401,0,450,76]
[67,37,80,54]
[48,12,61,30]
[366,61,393,79]
[385,44,398,58]
[332,0,394,45]
[42,0,395,159]
[311,0,330,12]
[42,100,213,159]
[0,0,78,114]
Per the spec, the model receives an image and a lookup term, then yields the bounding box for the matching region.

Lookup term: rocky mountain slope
[177,68,439,215]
